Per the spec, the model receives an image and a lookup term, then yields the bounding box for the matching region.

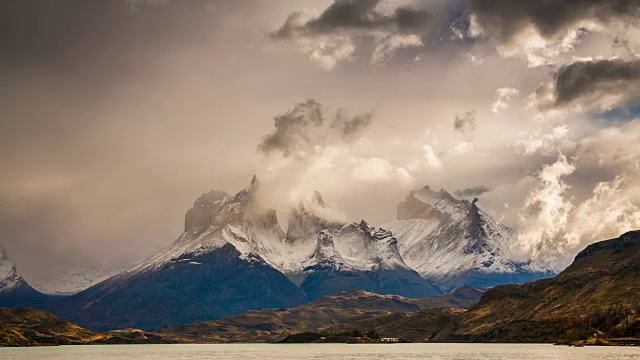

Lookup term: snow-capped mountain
[285,193,442,300]
[37,179,552,330]
[384,185,555,291]
[0,243,51,307]
[0,244,21,295]
[46,179,442,330]
[49,176,307,331]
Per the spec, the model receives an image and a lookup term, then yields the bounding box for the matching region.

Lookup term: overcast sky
[2,0,640,281]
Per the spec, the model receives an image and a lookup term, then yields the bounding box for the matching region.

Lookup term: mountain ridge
[0,178,559,332]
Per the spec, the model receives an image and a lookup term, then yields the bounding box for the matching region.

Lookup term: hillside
[0,307,173,346]
[436,230,640,343]
[0,325,35,347]
[158,286,483,343]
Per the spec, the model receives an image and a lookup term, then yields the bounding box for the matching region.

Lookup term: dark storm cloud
[467,0,640,44]
[454,110,477,137]
[0,0,217,75]
[454,185,492,198]
[271,0,430,39]
[258,100,372,157]
[542,59,640,110]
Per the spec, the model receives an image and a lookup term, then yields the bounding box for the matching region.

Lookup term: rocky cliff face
[184,189,229,231]
[384,186,555,291]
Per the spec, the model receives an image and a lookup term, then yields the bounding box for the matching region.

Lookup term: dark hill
[435,230,640,343]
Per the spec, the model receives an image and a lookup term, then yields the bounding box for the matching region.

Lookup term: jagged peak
[226,175,263,206]
[358,219,370,230]
[314,230,340,258]
[250,174,259,190]
[305,230,347,269]
[318,230,333,246]
[352,220,394,242]
[0,244,20,288]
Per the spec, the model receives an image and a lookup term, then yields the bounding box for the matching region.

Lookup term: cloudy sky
[2,0,640,282]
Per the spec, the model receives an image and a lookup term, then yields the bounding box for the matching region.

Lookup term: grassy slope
[0,325,36,347]
[0,307,175,346]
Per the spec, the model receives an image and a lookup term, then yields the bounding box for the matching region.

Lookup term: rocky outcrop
[184,190,229,231]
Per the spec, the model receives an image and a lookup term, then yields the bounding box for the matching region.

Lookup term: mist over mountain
[0,174,558,331]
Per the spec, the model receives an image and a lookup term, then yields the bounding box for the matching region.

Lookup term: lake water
[1,344,639,359]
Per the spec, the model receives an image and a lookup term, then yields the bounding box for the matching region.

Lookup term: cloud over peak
[258,99,372,158]
[454,185,492,198]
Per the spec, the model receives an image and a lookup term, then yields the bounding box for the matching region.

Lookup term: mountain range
[0,176,554,330]
[1,231,638,345]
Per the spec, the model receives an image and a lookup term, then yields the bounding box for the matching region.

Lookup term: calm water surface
[1,344,639,360]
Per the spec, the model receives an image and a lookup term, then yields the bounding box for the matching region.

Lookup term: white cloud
[515,153,576,265]
[371,34,424,65]
[518,125,569,155]
[422,144,443,168]
[305,35,356,71]
[514,152,640,269]
[492,87,520,113]
[564,175,640,251]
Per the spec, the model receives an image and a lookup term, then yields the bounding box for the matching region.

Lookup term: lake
[1,344,640,359]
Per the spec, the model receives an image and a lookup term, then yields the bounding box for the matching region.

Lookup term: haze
[2,0,640,284]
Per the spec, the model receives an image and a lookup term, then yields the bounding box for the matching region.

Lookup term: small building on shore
[381,337,399,343]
